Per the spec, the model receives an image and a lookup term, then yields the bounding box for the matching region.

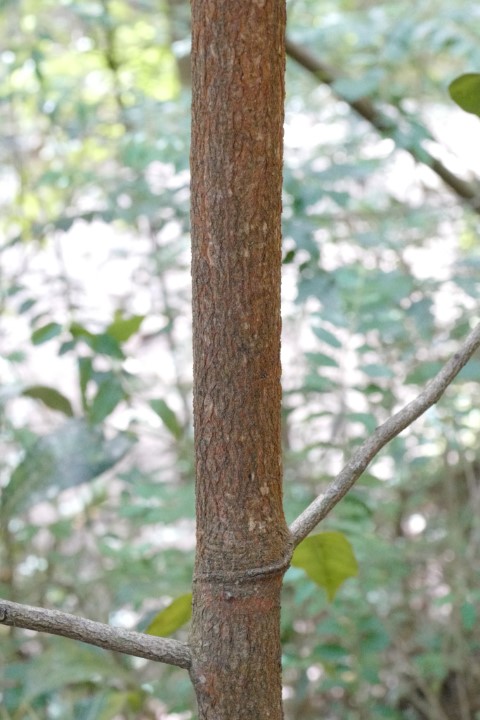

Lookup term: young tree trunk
[189,1,290,718]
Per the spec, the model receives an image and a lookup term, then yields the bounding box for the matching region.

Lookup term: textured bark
[189,1,290,718]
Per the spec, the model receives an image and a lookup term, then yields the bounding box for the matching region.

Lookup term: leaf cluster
[2,0,480,719]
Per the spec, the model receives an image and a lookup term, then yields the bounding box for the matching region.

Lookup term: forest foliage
[1,1,480,718]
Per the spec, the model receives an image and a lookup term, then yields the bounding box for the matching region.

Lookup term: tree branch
[290,322,480,546]
[0,598,192,669]
[285,38,480,212]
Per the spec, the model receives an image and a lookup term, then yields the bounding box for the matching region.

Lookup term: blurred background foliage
[1,0,480,718]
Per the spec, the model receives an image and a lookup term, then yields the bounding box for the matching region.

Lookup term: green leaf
[460,601,476,631]
[306,351,339,368]
[449,73,480,116]
[1,419,133,518]
[406,361,443,384]
[59,339,76,356]
[146,593,192,636]
[89,377,125,424]
[78,356,93,411]
[413,651,446,681]
[347,412,377,433]
[332,71,382,102]
[31,322,62,345]
[291,532,358,601]
[70,323,124,359]
[359,616,390,652]
[457,357,480,381]
[360,363,394,379]
[23,642,129,702]
[74,691,130,720]
[70,322,95,340]
[7,350,26,363]
[22,385,74,417]
[106,314,145,343]
[89,333,125,359]
[299,374,336,393]
[314,643,349,662]
[150,398,183,439]
[19,298,36,314]
[311,326,342,348]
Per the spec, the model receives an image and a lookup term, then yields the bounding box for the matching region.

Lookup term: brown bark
[189,1,291,718]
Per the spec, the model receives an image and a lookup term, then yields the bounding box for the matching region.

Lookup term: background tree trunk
[189,1,290,718]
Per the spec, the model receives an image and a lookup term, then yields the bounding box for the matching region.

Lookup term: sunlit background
[1,1,480,718]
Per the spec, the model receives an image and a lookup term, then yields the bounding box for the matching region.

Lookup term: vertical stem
[189,1,290,718]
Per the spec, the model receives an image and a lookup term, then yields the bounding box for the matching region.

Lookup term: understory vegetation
[1,1,480,718]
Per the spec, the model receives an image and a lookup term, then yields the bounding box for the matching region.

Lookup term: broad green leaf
[19,298,36,313]
[457,358,480,381]
[70,323,124,359]
[106,314,145,343]
[347,412,377,433]
[89,333,125,359]
[78,355,93,410]
[413,651,446,681]
[77,692,122,720]
[306,351,339,368]
[89,377,125,424]
[340,492,374,522]
[150,398,183,439]
[146,593,192,636]
[59,339,76,356]
[299,374,337,393]
[311,325,342,348]
[23,642,129,702]
[406,297,434,336]
[332,71,383,102]
[22,385,74,417]
[1,419,133,518]
[360,363,394,379]
[314,643,349,662]
[449,73,480,116]
[7,350,25,363]
[460,601,476,631]
[283,249,296,264]
[31,321,62,345]
[291,532,358,601]
[406,361,443,384]
[358,616,390,652]
[70,322,95,340]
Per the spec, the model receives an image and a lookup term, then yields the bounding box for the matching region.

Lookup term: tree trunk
[189,1,290,718]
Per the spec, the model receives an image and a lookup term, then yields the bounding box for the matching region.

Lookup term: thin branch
[0,598,192,670]
[290,322,480,546]
[285,38,480,212]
